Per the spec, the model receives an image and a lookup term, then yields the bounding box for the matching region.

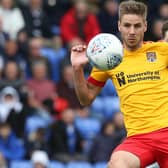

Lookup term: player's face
[118,14,147,51]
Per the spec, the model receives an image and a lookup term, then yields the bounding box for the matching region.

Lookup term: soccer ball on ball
[86,33,124,70]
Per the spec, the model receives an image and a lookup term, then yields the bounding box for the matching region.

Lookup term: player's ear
[118,21,121,32]
[144,20,147,32]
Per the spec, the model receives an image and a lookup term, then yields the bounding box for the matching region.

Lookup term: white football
[86,33,124,70]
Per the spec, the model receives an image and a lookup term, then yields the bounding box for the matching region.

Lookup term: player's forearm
[73,67,93,106]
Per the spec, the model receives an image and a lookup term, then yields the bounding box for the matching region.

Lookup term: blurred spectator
[53,97,69,119]
[147,0,165,20]
[43,0,72,32]
[86,0,101,14]
[150,18,164,41]
[0,61,25,93]
[27,61,56,104]
[162,20,168,42]
[26,38,51,78]
[26,62,55,132]
[89,121,118,163]
[0,40,27,73]
[49,108,85,162]
[57,64,82,109]
[97,0,119,36]
[26,61,56,118]
[0,122,25,161]
[20,0,53,38]
[26,127,49,159]
[0,0,25,39]
[158,1,168,20]
[0,86,26,137]
[0,16,9,52]
[146,1,168,41]
[0,153,7,168]
[16,28,29,58]
[16,0,29,6]
[31,150,49,168]
[61,0,100,48]
[0,87,23,122]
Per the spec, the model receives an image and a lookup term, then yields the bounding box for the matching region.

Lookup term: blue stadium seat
[101,79,118,97]
[75,118,97,153]
[75,118,101,140]
[25,116,50,134]
[41,47,67,82]
[10,161,32,168]
[11,161,65,168]
[94,162,107,168]
[66,162,92,168]
[91,96,120,119]
[50,161,65,168]
[90,80,120,119]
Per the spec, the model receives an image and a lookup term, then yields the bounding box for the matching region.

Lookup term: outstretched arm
[71,45,102,106]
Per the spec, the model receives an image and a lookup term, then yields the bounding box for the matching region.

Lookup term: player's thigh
[154,128,168,167]
[158,160,168,168]
[108,151,140,168]
[110,136,156,168]
[156,153,168,168]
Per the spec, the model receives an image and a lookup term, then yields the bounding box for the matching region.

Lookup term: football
[86,33,124,70]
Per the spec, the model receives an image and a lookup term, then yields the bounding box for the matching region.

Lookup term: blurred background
[0,0,166,167]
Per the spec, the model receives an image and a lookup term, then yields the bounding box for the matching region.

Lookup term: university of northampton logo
[146,52,157,62]
[116,72,126,87]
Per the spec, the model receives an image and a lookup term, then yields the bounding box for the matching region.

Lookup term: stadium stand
[0,0,165,167]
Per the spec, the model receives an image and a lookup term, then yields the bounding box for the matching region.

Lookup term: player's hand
[71,44,89,69]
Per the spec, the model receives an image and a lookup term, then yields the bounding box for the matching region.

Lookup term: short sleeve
[157,41,168,66]
[87,67,109,87]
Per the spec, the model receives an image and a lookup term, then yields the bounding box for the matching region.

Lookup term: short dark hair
[162,21,168,37]
[119,0,147,21]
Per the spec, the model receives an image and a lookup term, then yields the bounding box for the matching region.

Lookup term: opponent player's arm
[71,45,102,106]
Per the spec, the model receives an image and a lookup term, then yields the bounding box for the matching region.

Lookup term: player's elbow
[79,101,92,106]
[78,96,93,106]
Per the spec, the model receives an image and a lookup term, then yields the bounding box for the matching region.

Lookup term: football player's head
[118,1,147,50]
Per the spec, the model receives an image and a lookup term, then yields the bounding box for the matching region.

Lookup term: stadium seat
[90,80,120,119]
[94,162,107,168]
[91,96,120,119]
[10,161,32,168]
[41,47,67,82]
[75,118,101,140]
[11,161,65,168]
[50,161,65,168]
[75,117,101,153]
[66,162,92,168]
[101,79,118,97]
[25,116,50,135]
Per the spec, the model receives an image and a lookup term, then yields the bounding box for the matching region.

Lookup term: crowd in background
[0,0,167,167]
